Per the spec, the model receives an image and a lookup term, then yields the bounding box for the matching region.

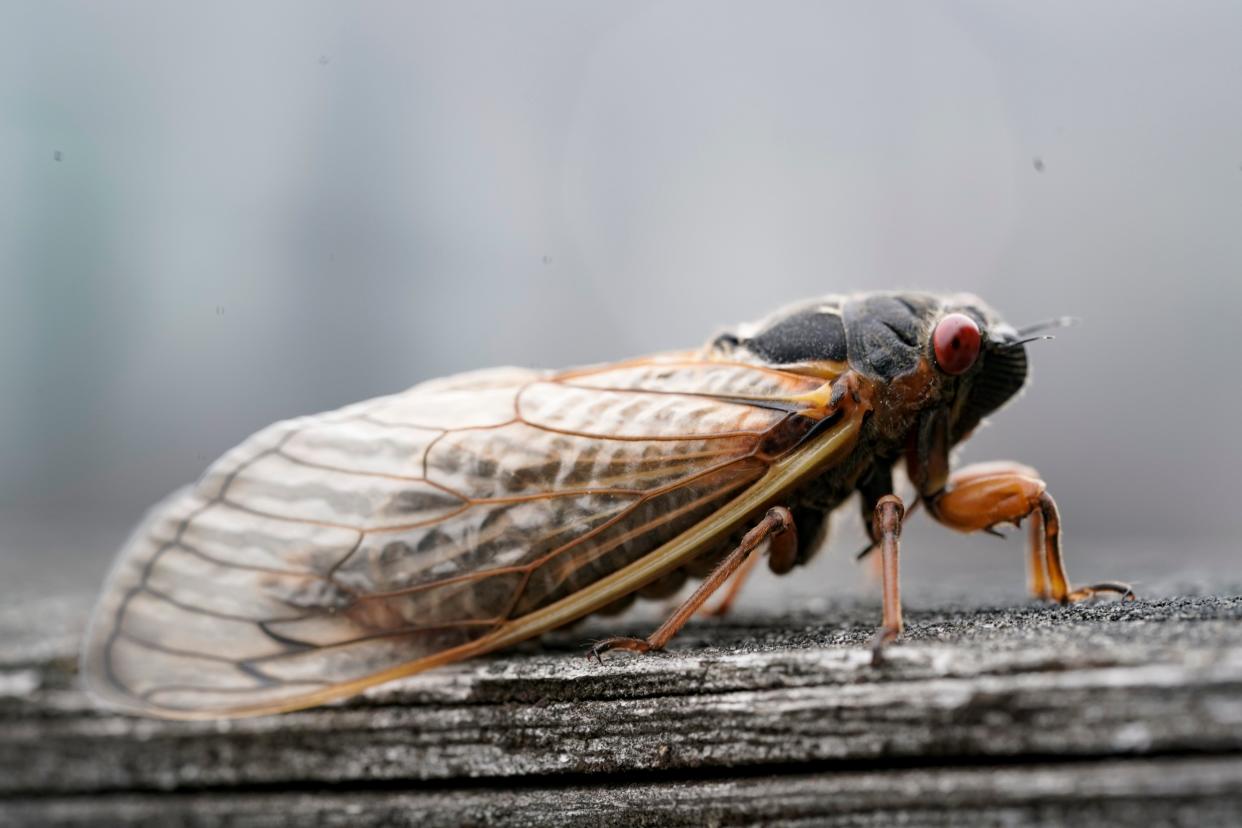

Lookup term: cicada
[82,292,1133,719]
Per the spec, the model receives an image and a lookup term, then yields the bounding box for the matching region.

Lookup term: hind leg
[588,507,797,660]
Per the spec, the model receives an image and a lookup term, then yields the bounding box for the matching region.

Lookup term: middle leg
[870,494,906,665]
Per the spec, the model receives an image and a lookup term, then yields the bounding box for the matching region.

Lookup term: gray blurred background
[2,1,1240,607]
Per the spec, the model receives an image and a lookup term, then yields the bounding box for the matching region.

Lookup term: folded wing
[83,356,835,717]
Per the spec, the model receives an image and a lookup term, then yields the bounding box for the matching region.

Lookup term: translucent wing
[83,355,848,718]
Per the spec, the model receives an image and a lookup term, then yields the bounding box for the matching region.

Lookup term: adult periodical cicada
[82,291,1134,719]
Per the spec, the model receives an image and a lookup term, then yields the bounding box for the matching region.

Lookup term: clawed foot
[869,625,901,667]
[586,636,652,664]
[1063,581,1137,604]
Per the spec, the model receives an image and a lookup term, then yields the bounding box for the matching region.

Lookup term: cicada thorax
[688,294,950,570]
[710,293,945,439]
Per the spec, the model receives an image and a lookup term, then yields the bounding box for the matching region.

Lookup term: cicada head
[838,292,1027,442]
[932,294,1030,444]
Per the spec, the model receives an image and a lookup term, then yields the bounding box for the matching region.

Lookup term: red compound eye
[932,313,981,375]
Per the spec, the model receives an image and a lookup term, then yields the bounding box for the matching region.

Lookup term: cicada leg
[926,462,1136,604]
[868,495,906,664]
[855,464,917,585]
[588,506,796,661]
[698,545,761,618]
[698,504,810,618]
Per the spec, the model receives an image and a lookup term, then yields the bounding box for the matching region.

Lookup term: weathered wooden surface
[7,758,1242,827]
[2,588,1241,825]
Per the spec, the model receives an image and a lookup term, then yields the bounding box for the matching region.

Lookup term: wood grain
[2,590,1240,825]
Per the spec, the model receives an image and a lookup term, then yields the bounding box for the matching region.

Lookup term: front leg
[926,461,1135,604]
